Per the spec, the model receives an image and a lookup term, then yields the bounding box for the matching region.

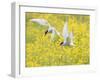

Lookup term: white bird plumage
[30,18,74,46]
[30,19,49,26]
[60,20,74,46]
[69,31,74,46]
[62,21,69,45]
[30,18,61,41]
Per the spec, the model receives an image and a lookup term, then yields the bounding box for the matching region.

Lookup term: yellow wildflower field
[25,12,90,67]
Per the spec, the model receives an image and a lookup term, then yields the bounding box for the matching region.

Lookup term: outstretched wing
[30,18,49,26]
[69,32,73,40]
[62,21,69,41]
[69,31,74,46]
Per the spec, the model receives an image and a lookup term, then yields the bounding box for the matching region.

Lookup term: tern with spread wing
[30,18,74,46]
[60,20,74,46]
[30,18,61,41]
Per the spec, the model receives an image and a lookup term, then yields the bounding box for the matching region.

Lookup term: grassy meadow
[25,12,90,67]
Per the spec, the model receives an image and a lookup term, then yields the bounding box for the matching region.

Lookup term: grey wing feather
[62,21,69,41]
[30,19,49,26]
[69,31,74,46]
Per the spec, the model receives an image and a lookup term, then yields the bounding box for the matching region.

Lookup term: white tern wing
[69,32,73,40]
[30,19,49,26]
[69,31,74,46]
[62,21,69,41]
